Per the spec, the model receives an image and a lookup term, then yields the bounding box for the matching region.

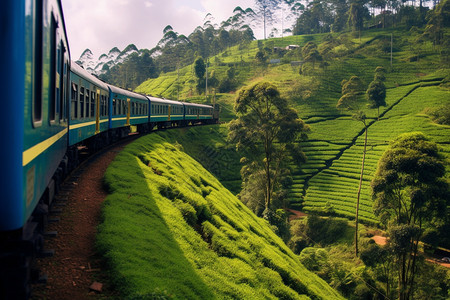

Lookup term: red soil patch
[372,235,387,246]
[287,209,307,221]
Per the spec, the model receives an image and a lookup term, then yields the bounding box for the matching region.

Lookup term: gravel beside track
[32,141,132,299]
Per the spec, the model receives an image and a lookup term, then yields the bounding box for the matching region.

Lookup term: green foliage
[372,132,448,225]
[229,81,309,216]
[299,245,373,299]
[289,215,351,252]
[337,76,365,110]
[424,102,450,125]
[366,79,386,119]
[371,131,449,299]
[98,132,344,299]
[194,57,206,79]
[100,51,158,90]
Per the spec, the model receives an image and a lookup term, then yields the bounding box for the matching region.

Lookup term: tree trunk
[355,124,367,256]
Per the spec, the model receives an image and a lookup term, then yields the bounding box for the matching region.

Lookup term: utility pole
[205,58,208,101]
[390,33,393,68]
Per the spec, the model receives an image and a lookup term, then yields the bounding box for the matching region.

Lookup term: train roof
[70,61,108,90]
[146,96,184,106]
[108,85,148,101]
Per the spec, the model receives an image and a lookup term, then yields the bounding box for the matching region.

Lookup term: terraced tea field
[296,80,449,223]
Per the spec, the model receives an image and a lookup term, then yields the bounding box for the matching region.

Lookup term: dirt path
[372,235,450,268]
[32,144,127,299]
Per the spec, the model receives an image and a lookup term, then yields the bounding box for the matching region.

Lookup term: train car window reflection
[80,87,84,118]
[85,89,90,119]
[32,0,44,127]
[91,92,95,118]
[49,14,57,123]
[71,83,78,119]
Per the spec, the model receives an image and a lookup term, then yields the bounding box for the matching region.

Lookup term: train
[0,0,219,298]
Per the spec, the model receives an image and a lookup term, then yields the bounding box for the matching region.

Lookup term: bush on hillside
[424,103,450,125]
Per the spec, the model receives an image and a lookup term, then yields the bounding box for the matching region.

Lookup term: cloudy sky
[62,0,256,60]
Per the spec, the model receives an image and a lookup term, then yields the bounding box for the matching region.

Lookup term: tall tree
[371,132,449,300]
[348,1,365,34]
[352,111,368,257]
[228,81,309,219]
[366,67,387,120]
[336,76,365,110]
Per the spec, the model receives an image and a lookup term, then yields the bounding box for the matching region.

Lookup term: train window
[80,87,84,118]
[49,14,57,123]
[100,95,104,117]
[91,91,95,118]
[104,96,108,116]
[33,0,44,127]
[113,99,116,115]
[59,46,66,122]
[103,96,107,116]
[71,83,78,119]
[85,89,90,119]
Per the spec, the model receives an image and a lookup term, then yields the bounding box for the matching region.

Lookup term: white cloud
[63,0,206,59]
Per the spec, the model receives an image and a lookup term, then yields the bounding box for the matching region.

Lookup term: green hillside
[98,133,344,299]
[135,27,449,224]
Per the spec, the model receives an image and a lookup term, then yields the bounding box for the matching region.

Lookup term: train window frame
[71,83,78,120]
[32,0,44,128]
[103,95,107,116]
[80,87,85,118]
[85,89,90,119]
[60,44,67,123]
[49,13,57,124]
[91,91,95,118]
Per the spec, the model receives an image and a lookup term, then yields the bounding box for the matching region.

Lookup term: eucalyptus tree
[251,0,306,39]
[348,1,365,34]
[336,76,365,110]
[366,67,387,120]
[228,81,309,219]
[371,132,449,300]
[366,79,386,120]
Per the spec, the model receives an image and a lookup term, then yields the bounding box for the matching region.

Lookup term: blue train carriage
[148,96,184,128]
[183,102,215,124]
[69,62,109,148]
[108,85,149,138]
[1,0,70,296]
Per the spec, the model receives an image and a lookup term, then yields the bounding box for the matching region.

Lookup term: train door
[168,105,171,121]
[95,89,100,133]
[126,98,131,126]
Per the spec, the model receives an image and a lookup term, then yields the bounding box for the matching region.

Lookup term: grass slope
[98,132,343,299]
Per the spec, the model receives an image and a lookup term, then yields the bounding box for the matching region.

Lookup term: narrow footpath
[32,143,129,299]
